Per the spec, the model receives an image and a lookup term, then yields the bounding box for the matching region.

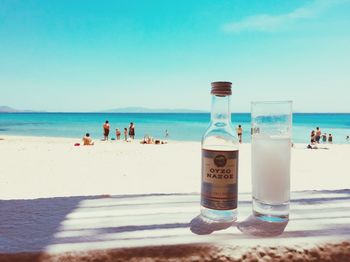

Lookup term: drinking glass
[251,101,292,222]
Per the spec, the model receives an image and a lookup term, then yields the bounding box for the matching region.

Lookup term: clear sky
[0,0,349,112]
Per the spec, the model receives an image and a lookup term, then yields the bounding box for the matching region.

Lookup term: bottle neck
[210,95,231,123]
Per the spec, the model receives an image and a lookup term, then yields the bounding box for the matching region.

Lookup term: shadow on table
[237,215,288,237]
[190,215,236,235]
[0,195,103,254]
[190,215,288,237]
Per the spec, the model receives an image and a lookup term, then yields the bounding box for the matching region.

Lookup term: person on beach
[315,127,321,143]
[237,125,243,143]
[307,144,317,149]
[140,135,167,145]
[124,128,128,141]
[129,122,135,139]
[83,133,94,145]
[140,135,154,144]
[103,120,110,141]
[310,130,316,144]
[116,128,121,140]
[322,133,327,143]
[328,134,333,143]
[346,135,349,142]
[165,129,169,140]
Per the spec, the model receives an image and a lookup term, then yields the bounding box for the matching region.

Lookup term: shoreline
[1,134,349,145]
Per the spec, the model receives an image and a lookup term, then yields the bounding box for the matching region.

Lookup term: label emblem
[214,155,227,167]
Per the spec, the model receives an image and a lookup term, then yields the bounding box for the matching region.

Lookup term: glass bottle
[201,81,239,222]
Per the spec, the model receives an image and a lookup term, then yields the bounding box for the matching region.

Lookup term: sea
[0,113,349,144]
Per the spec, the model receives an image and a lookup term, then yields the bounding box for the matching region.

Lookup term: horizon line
[1,111,350,114]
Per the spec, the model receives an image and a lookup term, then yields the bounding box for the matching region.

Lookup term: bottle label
[201,149,238,210]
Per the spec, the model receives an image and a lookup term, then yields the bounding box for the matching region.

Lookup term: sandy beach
[0,135,349,200]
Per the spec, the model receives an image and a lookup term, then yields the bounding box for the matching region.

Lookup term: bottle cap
[211,81,232,96]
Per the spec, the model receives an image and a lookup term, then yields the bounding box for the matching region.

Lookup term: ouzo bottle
[201,81,239,222]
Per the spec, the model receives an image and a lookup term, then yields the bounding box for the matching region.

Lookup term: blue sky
[0,0,349,112]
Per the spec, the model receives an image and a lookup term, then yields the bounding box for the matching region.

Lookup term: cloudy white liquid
[252,134,291,204]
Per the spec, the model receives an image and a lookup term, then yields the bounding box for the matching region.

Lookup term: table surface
[1,190,350,261]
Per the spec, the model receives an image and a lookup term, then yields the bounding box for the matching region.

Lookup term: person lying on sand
[83,133,94,145]
[307,144,328,150]
[140,135,167,145]
[140,135,154,144]
[155,139,168,145]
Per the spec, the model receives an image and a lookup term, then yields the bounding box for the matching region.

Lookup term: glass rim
[251,100,292,105]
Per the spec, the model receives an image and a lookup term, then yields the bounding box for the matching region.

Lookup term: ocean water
[0,113,349,144]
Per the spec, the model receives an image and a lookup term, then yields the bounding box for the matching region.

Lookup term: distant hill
[0,106,45,113]
[103,107,206,113]
[0,106,19,112]
[0,105,205,113]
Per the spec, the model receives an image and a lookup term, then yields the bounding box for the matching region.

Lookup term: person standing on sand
[129,122,135,140]
[116,128,121,140]
[328,134,333,143]
[103,120,110,141]
[237,125,243,143]
[124,128,128,141]
[310,130,316,144]
[315,127,321,143]
[322,133,327,143]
